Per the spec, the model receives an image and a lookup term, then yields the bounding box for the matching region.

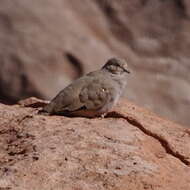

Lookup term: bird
[40,57,130,118]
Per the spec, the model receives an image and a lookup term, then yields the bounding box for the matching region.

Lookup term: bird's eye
[109,65,115,70]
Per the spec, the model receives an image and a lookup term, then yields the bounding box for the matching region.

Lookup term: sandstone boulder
[0,97,189,189]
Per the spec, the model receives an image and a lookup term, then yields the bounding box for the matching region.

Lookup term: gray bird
[41,58,130,117]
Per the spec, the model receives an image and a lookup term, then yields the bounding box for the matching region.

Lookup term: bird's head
[102,58,130,75]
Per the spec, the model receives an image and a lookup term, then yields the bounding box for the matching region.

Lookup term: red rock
[0,97,189,189]
[18,97,50,108]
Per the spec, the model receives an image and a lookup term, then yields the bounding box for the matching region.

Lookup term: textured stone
[0,97,189,189]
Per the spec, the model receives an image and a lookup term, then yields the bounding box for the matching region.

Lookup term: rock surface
[0,97,190,190]
[0,0,190,125]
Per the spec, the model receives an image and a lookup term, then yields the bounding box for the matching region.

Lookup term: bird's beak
[124,69,130,74]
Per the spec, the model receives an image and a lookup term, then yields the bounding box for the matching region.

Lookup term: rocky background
[0,0,190,126]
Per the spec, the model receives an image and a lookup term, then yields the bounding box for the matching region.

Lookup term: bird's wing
[42,77,87,114]
[43,75,116,114]
[78,79,115,111]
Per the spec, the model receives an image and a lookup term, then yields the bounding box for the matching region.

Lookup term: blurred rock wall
[0,0,190,126]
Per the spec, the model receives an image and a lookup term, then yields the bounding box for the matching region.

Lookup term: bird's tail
[38,103,53,115]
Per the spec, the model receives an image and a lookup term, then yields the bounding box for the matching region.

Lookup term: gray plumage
[41,57,130,117]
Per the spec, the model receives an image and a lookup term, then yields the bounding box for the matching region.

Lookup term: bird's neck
[112,74,127,90]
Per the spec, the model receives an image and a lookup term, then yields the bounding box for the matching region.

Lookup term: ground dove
[41,58,130,117]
